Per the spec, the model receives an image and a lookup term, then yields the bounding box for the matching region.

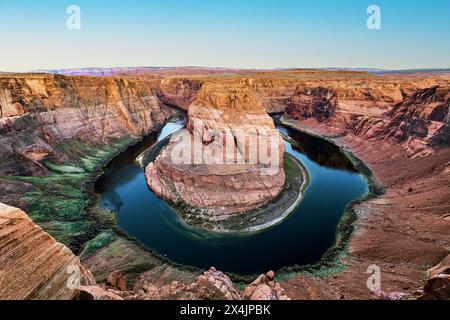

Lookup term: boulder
[106,270,127,291]
[420,254,450,300]
[76,286,124,301]
[242,271,290,301]
[370,289,408,300]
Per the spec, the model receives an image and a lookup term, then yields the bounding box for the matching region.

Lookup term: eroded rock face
[76,286,124,300]
[0,202,94,300]
[0,202,245,301]
[202,267,241,300]
[285,87,338,122]
[282,80,449,158]
[383,86,450,155]
[158,77,205,110]
[146,82,285,216]
[0,74,171,176]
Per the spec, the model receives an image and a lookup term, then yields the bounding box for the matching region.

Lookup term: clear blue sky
[1,0,449,71]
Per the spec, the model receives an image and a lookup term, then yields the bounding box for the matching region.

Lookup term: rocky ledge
[0,202,95,299]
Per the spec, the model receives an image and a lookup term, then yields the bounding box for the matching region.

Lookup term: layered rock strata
[155,70,449,114]
[0,73,173,249]
[280,94,450,299]
[0,202,95,300]
[284,85,449,158]
[0,74,171,176]
[146,83,285,216]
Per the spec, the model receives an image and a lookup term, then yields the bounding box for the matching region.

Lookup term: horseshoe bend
[0,68,449,301]
[146,82,288,222]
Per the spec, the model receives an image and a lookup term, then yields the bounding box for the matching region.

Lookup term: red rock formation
[283,79,449,158]
[420,253,450,300]
[280,113,450,300]
[106,270,127,291]
[76,286,124,300]
[0,202,279,301]
[129,267,242,300]
[146,82,285,216]
[0,74,172,176]
[147,72,449,217]
[242,271,290,300]
[384,86,450,150]
[285,87,338,122]
[158,77,205,110]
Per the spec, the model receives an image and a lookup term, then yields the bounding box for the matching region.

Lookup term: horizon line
[2,65,450,74]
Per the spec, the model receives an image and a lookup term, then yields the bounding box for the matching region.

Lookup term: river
[95,118,368,274]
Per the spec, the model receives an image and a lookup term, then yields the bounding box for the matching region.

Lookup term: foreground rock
[106,270,127,291]
[129,267,241,300]
[0,202,95,299]
[76,286,124,301]
[202,267,241,300]
[420,254,450,300]
[114,268,289,300]
[0,202,280,301]
[146,82,285,216]
[370,290,407,300]
[242,271,290,300]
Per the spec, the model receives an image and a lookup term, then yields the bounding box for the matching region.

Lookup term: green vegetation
[80,229,118,259]
[7,136,138,252]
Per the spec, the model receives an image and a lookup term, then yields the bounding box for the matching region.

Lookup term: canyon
[0,69,449,300]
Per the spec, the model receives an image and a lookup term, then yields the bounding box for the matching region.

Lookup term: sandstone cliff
[0,201,291,300]
[284,82,449,158]
[0,74,171,176]
[277,73,449,300]
[154,70,448,115]
[0,203,209,300]
[384,86,450,150]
